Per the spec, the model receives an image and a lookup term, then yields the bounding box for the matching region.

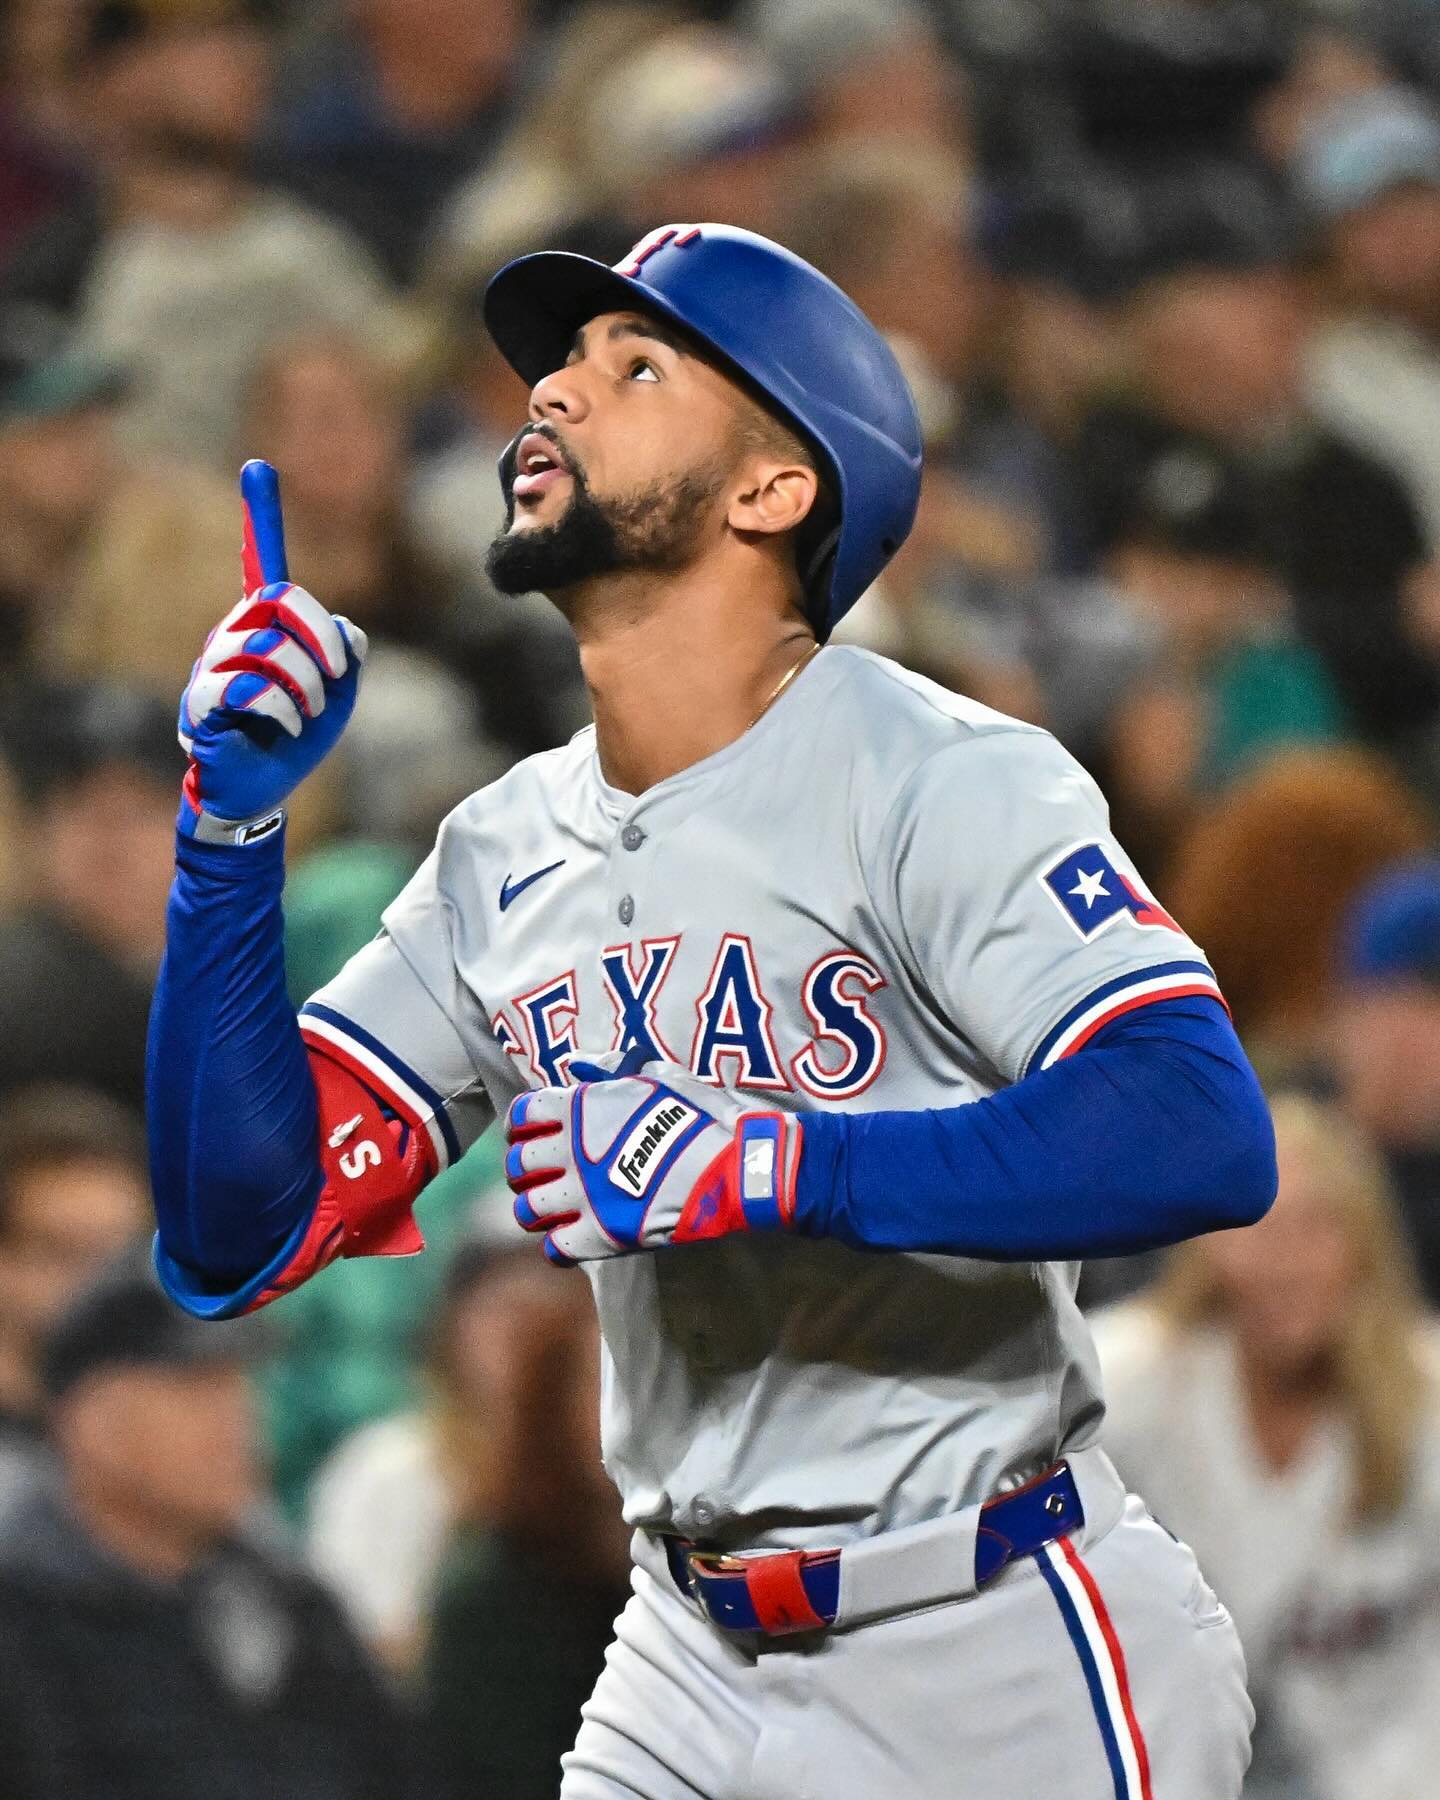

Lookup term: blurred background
[1,0,1440,1794]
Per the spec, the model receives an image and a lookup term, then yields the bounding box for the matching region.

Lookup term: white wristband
[189,806,287,847]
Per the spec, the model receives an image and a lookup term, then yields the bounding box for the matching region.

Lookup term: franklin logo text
[614,1100,697,1197]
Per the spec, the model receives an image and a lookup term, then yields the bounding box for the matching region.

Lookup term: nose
[529,361,591,426]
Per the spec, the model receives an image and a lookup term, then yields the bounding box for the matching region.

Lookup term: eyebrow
[568,317,694,361]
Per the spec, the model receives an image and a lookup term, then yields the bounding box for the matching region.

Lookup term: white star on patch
[1069,867,1109,908]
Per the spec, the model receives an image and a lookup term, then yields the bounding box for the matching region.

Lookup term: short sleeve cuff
[1023,961,1226,1077]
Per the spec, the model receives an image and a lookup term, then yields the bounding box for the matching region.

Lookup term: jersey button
[692,1499,716,1529]
[621,824,646,851]
[618,895,635,926]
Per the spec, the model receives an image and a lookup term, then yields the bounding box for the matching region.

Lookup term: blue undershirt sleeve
[791,997,1275,1259]
[146,824,323,1300]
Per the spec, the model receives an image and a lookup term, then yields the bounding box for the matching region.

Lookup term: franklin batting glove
[504,1058,802,1265]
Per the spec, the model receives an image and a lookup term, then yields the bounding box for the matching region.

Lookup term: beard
[486,451,731,598]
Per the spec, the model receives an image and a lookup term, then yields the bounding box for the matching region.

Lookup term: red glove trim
[671,1141,745,1243]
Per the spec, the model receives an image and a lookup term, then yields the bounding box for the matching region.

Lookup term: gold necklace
[752,641,820,729]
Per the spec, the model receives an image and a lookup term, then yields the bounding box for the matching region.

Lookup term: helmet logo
[614,224,702,278]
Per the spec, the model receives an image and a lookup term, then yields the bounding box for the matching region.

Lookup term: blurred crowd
[2,0,1440,1795]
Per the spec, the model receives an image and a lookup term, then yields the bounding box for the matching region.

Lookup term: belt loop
[744,1551,828,1636]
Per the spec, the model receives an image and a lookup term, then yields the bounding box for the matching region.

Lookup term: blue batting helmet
[483,223,923,639]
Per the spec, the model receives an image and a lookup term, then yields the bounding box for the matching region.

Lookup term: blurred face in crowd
[447,1256,604,1480]
[361,0,523,114]
[1203,1128,1356,1379]
[57,1362,261,1557]
[439,1252,626,1578]
[2,1154,149,1351]
[34,764,177,967]
[1330,980,1440,1148]
[82,21,270,232]
[1106,545,1274,661]
[1129,270,1304,440]
[1002,286,1121,436]
[0,407,114,552]
[248,340,401,531]
[87,21,271,158]
[1329,183,1440,338]
[632,143,794,249]
[487,310,819,608]
[840,199,989,389]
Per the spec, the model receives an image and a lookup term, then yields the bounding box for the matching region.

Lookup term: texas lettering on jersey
[497,933,891,1098]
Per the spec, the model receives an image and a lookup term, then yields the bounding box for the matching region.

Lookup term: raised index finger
[240,458,289,592]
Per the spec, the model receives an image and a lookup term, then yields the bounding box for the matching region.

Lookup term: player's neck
[570,563,815,796]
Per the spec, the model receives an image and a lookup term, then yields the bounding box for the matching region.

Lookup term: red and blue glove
[504,1053,802,1265]
[178,460,366,845]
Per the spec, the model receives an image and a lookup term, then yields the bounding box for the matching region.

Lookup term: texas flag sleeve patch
[1040,842,1184,941]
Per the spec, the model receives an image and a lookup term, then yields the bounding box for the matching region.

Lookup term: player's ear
[727,459,820,540]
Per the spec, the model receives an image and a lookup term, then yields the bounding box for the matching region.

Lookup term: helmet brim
[485,251,703,392]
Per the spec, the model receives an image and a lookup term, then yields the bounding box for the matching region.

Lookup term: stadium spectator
[0,349,238,696]
[0,685,177,1111]
[1095,436,1344,862]
[306,1227,517,1670]
[785,143,989,408]
[1,0,274,320]
[422,4,652,308]
[1094,1092,1440,1800]
[1167,746,1433,1067]
[786,145,1061,707]
[1301,88,1440,543]
[578,23,804,245]
[0,1249,431,1800]
[1,0,398,471]
[1073,184,1440,749]
[262,0,532,282]
[1329,858,1440,1303]
[241,332,441,649]
[0,351,127,675]
[747,0,964,157]
[420,1247,628,1799]
[0,1085,150,1518]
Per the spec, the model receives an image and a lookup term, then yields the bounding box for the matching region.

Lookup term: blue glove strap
[736,1114,789,1232]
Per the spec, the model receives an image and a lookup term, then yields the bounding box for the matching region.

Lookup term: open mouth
[512,430,574,503]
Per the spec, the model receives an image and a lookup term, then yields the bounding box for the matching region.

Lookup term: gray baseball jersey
[302,646,1223,1549]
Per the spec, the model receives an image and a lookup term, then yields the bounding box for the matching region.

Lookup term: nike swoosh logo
[327,1113,364,1149]
[500,859,566,912]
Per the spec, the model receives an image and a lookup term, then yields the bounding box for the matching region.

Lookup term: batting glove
[178,583,367,844]
[504,1057,802,1265]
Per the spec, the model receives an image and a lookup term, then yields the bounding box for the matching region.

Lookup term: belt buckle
[684,1549,758,1632]
[684,1548,747,1591]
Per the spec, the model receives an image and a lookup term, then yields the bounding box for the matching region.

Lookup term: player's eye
[627,358,660,383]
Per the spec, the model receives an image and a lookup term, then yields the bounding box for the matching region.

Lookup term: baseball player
[147,225,1276,1798]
